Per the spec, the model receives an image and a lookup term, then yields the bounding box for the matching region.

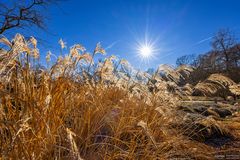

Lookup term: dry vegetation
[0,34,240,159]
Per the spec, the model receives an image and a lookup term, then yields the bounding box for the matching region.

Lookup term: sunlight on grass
[0,34,239,159]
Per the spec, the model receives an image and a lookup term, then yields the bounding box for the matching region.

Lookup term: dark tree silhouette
[211,29,237,72]
[0,0,59,34]
[176,54,196,67]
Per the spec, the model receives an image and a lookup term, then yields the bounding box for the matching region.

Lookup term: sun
[136,41,157,61]
[139,45,153,58]
[133,32,161,63]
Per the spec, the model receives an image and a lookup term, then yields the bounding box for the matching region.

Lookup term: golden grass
[193,73,238,97]
[0,34,239,159]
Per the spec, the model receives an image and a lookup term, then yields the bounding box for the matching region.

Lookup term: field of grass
[0,34,240,159]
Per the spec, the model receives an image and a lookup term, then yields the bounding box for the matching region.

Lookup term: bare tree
[176,54,196,67]
[176,29,240,84]
[211,29,237,72]
[0,0,59,34]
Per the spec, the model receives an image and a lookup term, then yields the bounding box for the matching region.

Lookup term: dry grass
[193,73,237,97]
[0,34,240,159]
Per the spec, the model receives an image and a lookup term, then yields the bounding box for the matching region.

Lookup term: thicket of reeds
[0,34,239,159]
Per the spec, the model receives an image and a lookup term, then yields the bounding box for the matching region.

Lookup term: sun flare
[139,45,153,58]
[134,32,161,62]
[136,40,159,62]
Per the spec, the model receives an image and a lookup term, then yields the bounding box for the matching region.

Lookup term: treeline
[176,29,240,85]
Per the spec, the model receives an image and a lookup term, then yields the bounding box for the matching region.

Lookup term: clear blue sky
[9,0,240,70]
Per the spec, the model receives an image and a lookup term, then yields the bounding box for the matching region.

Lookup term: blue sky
[5,0,240,70]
